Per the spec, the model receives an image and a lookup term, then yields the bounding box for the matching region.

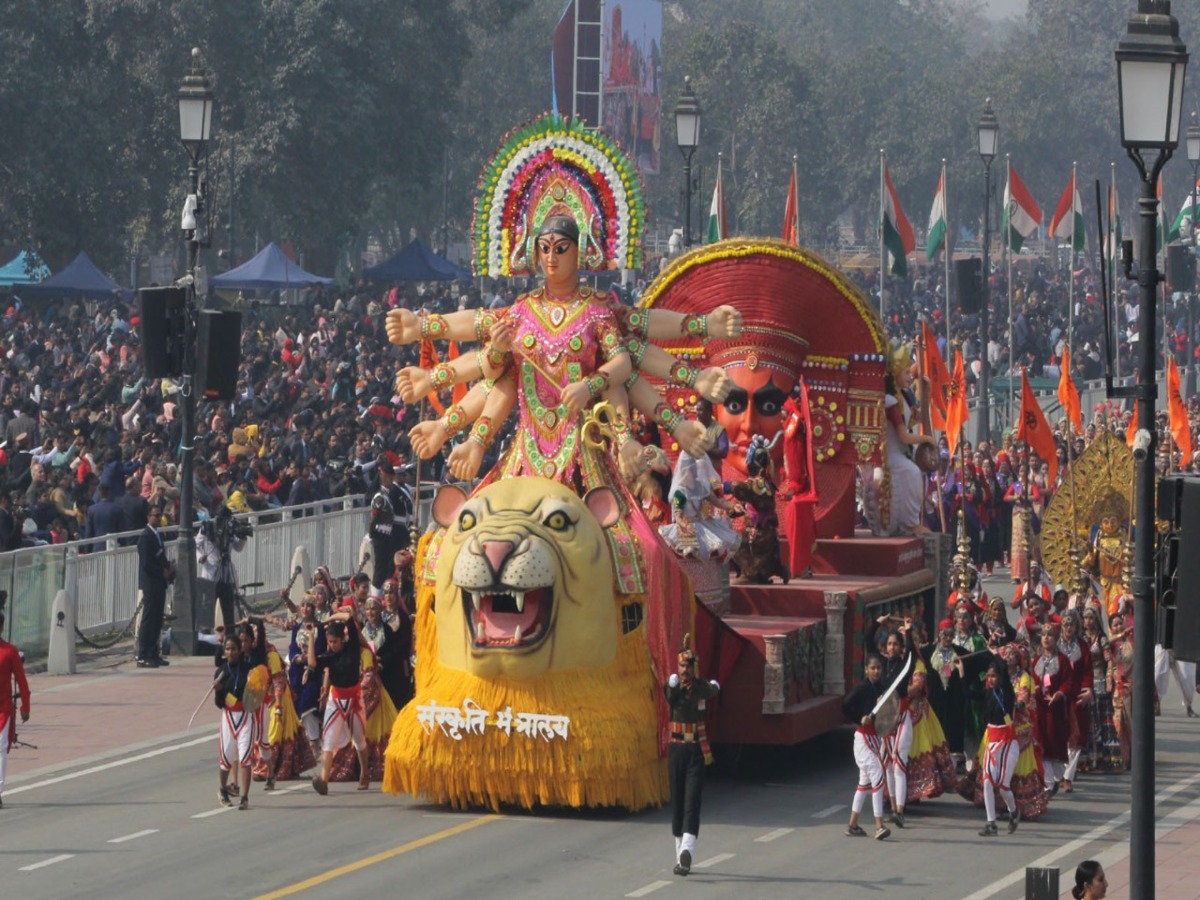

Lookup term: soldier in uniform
[664,637,719,876]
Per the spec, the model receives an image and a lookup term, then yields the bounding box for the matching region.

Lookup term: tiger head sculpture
[430,476,621,679]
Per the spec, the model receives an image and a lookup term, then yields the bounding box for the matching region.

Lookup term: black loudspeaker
[954,258,982,313]
[1172,478,1200,662]
[1167,243,1196,292]
[195,310,242,401]
[139,287,186,378]
[1159,474,1186,528]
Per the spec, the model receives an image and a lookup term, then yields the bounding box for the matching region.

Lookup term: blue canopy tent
[210,242,335,291]
[362,238,472,282]
[0,251,49,287]
[18,252,124,299]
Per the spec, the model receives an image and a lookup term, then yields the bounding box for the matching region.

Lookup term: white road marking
[107,829,159,844]
[811,804,844,818]
[191,806,234,819]
[961,771,1200,900]
[691,852,735,869]
[626,881,671,897]
[754,827,794,842]
[6,733,217,796]
[19,854,75,872]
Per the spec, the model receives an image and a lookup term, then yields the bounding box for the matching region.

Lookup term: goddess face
[1099,514,1121,537]
[715,368,791,477]
[536,234,579,289]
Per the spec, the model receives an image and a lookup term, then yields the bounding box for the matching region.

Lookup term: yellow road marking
[254,814,502,899]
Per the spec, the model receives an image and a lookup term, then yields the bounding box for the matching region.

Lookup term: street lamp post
[175,48,214,654]
[1186,111,1200,397]
[976,99,999,446]
[1115,3,1188,896]
[674,76,701,248]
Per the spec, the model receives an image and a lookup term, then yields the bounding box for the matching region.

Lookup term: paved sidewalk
[7,650,217,782]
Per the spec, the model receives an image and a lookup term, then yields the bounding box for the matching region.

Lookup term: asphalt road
[4,570,1198,900]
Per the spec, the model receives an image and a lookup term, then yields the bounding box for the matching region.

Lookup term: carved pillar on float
[823,590,849,696]
[762,634,786,714]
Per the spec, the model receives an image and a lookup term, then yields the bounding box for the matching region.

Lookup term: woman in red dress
[1032,620,1073,797]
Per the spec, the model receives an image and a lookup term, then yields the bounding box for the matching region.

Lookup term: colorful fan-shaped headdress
[472,114,646,277]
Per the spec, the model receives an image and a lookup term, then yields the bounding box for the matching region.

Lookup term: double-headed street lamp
[1115,2,1188,896]
[1186,111,1200,397]
[174,48,214,654]
[976,98,998,446]
[674,77,702,248]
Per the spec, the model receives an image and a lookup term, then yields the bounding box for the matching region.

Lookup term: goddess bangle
[586,372,610,398]
[681,314,708,340]
[430,362,455,389]
[624,372,641,390]
[653,401,683,434]
[485,345,508,370]
[469,415,496,450]
[420,314,449,341]
[625,337,648,368]
[440,404,469,436]
[473,308,494,343]
[625,308,651,340]
[669,362,699,389]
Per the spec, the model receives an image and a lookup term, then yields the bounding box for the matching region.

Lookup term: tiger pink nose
[481,540,515,577]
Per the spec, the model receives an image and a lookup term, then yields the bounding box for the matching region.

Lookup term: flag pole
[943,158,951,350]
[1068,162,1077,361]
[1112,162,1122,380]
[1006,154,1015,427]
[793,153,801,244]
[879,149,887,318]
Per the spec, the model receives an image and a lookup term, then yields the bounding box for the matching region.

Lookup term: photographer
[197,505,251,631]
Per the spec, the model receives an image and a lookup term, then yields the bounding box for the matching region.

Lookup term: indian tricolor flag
[706,156,727,243]
[1002,163,1042,253]
[1169,179,1200,243]
[926,166,948,262]
[882,165,915,276]
[1049,168,1085,253]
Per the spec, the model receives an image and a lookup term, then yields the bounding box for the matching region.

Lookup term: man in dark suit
[117,475,149,546]
[136,520,174,667]
[83,484,124,551]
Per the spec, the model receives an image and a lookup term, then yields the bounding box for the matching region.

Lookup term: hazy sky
[978,0,1026,19]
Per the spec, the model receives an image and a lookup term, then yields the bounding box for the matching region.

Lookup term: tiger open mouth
[463,586,554,651]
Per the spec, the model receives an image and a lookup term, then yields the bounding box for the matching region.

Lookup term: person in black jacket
[664,641,720,876]
[842,655,890,841]
[978,658,1020,836]
[136,519,174,667]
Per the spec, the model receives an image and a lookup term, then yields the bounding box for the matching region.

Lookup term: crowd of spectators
[1,244,1196,554]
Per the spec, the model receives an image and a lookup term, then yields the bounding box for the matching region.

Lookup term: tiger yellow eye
[459,511,476,531]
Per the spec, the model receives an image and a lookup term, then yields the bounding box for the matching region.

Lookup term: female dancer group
[844,590,1128,840]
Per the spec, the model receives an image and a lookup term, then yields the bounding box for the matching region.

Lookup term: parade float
[382,115,942,812]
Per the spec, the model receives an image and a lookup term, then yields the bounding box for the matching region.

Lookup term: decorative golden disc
[1041,430,1135,589]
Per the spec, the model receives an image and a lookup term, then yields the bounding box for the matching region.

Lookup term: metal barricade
[6,494,373,659]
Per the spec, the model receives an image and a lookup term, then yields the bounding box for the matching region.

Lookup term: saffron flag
[1057,345,1083,434]
[782,168,799,246]
[706,162,726,243]
[1048,174,1085,252]
[1107,183,1122,268]
[882,165,915,276]
[1018,368,1058,486]
[926,170,947,262]
[921,319,951,429]
[1003,164,1042,253]
[1168,356,1193,463]
[944,349,968,459]
[1126,400,1139,449]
